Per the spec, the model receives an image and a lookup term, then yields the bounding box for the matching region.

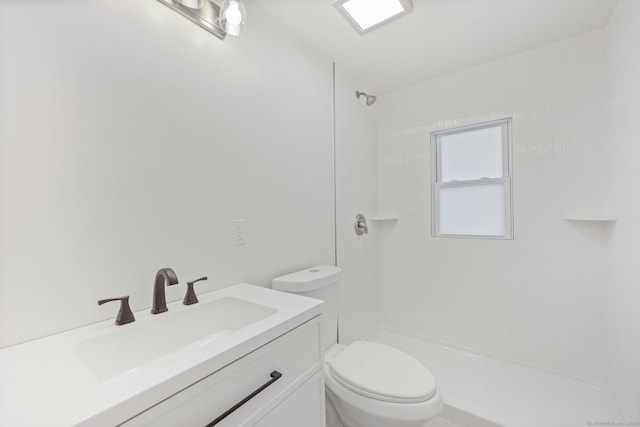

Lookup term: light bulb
[225,2,242,25]
[219,0,247,36]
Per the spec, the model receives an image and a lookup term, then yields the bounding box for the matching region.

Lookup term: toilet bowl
[272,265,443,427]
[325,342,443,427]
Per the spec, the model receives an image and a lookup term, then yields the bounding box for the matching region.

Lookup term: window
[431,118,513,239]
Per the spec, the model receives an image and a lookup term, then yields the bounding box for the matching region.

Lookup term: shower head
[356,90,377,106]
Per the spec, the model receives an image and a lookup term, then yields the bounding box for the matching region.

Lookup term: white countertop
[0,284,322,427]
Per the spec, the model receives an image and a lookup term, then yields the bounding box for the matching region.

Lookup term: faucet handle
[354,213,368,236]
[98,296,135,325]
[183,277,208,305]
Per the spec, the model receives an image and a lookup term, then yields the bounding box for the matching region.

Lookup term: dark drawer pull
[205,371,282,427]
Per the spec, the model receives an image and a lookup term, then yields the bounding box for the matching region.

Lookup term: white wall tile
[377,30,609,383]
[334,66,381,344]
[603,0,640,418]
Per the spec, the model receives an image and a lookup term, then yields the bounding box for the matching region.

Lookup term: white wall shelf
[563,216,617,223]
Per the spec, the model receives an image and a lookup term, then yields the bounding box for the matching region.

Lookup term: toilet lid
[327,341,436,404]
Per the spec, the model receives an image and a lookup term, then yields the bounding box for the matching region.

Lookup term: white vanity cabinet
[121,316,324,427]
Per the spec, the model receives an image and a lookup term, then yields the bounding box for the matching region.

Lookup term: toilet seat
[327,341,437,404]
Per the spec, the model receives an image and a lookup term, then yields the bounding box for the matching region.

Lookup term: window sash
[434,119,511,183]
[433,179,512,239]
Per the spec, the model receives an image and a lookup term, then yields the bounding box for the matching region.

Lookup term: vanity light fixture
[333,0,413,35]
[155,0,247,40]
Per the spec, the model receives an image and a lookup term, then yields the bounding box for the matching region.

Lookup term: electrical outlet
[232,219,247,246]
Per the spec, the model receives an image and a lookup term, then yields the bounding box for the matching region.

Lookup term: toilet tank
[272,265,341,351]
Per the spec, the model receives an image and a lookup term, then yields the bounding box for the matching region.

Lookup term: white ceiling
[254,0,618,95]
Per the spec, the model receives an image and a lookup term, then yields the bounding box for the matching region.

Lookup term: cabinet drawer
[253,370,325,427]
[121,316,322,427]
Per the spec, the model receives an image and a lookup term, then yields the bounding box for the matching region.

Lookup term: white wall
[0,0,334,348]
[334,66,381,344]
[377,31,609,383]
[603,0,640,418]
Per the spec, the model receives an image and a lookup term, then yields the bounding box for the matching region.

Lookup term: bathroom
[0,0,638,426]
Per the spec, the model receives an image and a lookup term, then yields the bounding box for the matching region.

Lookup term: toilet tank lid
[272,265,342,292]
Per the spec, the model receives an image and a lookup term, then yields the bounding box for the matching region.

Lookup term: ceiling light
[333,0,413,35]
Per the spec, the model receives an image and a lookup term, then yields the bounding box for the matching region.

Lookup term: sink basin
[74,296,277,381]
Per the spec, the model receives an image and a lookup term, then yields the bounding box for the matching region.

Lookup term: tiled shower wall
[334,66,381,344]
[603,0,640,418]
[376,30,609,383]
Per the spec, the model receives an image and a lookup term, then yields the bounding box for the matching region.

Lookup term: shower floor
[370,328,623,427]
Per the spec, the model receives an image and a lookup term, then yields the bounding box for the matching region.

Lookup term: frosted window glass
[439,183,505,236]
[440,126,503,182]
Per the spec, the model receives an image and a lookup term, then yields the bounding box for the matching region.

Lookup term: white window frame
[431,118,513,239]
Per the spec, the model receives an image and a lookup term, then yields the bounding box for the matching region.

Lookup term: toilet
[272,265,443,427]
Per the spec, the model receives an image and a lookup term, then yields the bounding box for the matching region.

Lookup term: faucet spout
[151,268,179,314]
